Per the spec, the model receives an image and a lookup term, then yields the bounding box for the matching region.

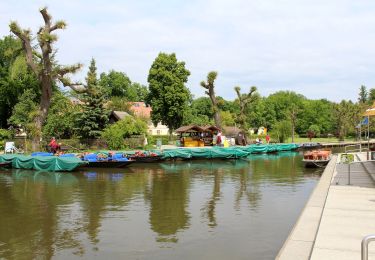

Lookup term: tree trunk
[32,77,52,151]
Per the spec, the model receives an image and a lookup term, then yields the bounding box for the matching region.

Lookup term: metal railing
[345,144,369,153]
[362,235,375,260]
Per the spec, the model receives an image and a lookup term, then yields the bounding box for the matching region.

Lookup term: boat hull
[82,160,135,168]
[129,155,164,163]
[303,159,330,168]
[0,162,11,168]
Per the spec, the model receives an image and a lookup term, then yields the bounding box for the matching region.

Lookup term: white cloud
[1,0,375,101]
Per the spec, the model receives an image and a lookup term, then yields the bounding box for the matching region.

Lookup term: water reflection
[0,153,322,259]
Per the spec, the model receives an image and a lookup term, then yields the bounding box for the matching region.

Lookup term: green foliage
[8,89,38,136]
[358,85,368,104]
[297,99,335,134]
[0,129,12,140]
[43,92,77,139]
[75,59,109,139]
[368,88,375,104]
[146,52,191,133]
[99,70,148,101]
[307,124,321,138]
[271,120,292,143]
[333,100,361,141]
[102,116,147,150]
[106,96,132,113]
[220,111,235,126]
[0,36,39,127]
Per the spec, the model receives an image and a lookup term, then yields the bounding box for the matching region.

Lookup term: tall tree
[0,36,39,127]
[76,59,108,139]
[358,85,368,104]
[200,71,221,129]
[145,53,190,135]
[9,7,82,149]
[368,88,375,104]
[234,86,258,131]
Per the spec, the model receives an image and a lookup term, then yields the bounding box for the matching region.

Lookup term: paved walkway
[277,152,375,260]
[311,153,375,260]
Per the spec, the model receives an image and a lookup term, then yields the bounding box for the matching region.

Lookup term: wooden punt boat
[0,161,11,168]
[82,160,135,168]
[302,150,331,168]
[129,155,164,163]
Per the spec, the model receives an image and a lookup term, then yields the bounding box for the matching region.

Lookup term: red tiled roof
[129,102,152,118]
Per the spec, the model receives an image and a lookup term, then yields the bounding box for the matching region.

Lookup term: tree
[307,124,320,141]
[358,85,368,104]
[10,7,82,149]
[99,70,148,101]
[271,120,292,143]
[75,59,108,139]
[368,88,375,104]
[234,86,258,131]
[297,99,335,135]
[200,71,221,129]
[333,100,361,140]
[8,89,38,137]
[145,53,190,135]
[43,92,77,139]
[0,36,40,127]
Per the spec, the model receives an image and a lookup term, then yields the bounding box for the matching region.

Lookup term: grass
[285,137,356,144]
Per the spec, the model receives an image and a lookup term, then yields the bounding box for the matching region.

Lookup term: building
[129,102,169,136]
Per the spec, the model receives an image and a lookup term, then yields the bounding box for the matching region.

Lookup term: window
[157,130,161,135]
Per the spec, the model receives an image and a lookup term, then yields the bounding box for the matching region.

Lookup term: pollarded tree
[234,86,258,131]
[145,53,191,135]
[200,71,221,129]
[76,58,108,139]
[9,7,82,149]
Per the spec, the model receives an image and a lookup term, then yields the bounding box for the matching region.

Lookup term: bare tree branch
[9,22,39,75]
[39,7,51,30]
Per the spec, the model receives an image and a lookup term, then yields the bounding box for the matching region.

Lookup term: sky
[1,0,375,102]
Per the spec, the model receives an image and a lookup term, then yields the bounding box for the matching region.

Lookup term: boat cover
[162,144,299,159]
[0,154,86,171]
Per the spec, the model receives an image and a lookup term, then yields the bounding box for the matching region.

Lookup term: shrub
[102,117,147,150]
[0,129,12,140]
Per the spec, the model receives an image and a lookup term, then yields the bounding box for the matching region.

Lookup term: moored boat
[82,160,135,168]
[128,151,164,163]
[302,149,332,168]
[0,161,11,168]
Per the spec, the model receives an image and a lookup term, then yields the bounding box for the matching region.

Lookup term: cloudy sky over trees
[1,0,374,101]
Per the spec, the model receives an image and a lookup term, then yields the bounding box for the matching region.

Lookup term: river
[0,151,322,259]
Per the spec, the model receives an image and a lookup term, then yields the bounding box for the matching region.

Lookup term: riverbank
[277,152,375,259]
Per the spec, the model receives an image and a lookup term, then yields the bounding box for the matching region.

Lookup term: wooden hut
[201,125,221,146]
[175,125,205,147]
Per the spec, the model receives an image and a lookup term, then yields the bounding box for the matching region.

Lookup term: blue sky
[1,0,375,102]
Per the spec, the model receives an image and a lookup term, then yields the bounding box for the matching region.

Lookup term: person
[266,134,270,144]
[216,131,222,146]
[48,137,60,154]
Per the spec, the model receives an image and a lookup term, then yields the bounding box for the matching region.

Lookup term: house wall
[147,123,169,135]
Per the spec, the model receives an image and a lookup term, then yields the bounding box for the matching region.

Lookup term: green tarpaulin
[161,144,299,160]
[0,154,86,172]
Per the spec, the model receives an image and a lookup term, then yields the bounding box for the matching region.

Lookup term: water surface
[0,152,321,259]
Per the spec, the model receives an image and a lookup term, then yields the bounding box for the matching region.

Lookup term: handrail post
[362,235,375,260]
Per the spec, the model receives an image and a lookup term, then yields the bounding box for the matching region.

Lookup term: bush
[0,129,12,140]
[102,117,147,150]
[271,120,292,143]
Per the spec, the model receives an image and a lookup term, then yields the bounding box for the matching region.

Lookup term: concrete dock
[277,152,375,260]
